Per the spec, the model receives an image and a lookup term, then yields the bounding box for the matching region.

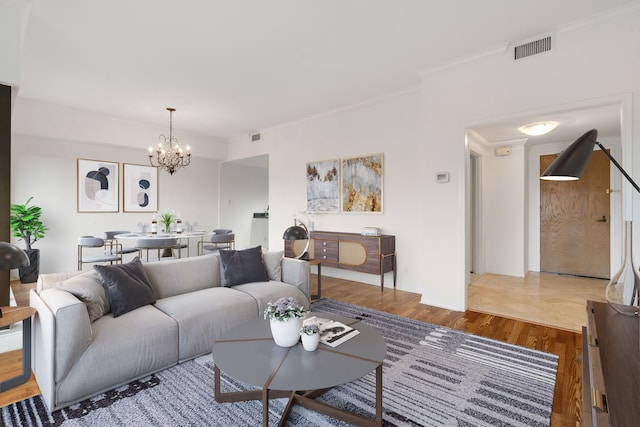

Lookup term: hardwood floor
[0,276,582,426]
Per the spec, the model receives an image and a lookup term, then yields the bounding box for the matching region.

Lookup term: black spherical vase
[19,249,40,284]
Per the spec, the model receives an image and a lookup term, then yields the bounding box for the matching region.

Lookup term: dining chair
[102,231,139,259]
[198,230,235,255]
[135,238,179,262]
[173,238,189,258]
[78,236,122,270]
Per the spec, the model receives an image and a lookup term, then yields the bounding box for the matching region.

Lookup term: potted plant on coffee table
[264,297,308,347]
[10,196,48,283]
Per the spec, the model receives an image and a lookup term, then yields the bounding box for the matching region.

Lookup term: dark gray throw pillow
[219,245,269,287]
[94,257,156,317]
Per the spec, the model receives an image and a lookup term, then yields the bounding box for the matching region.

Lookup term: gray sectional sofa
[30,250,310,412]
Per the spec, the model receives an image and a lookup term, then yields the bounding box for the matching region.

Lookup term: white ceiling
[16,0,637,141]
[468,103,622,146]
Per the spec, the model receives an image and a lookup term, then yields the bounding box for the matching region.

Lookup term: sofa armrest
[281,258,310,300]
[31,287,92,411]
[37,271,83,292]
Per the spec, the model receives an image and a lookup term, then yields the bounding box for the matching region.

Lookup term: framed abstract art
[306,159,340,213]
[123,163,158,212]
[77,159,119,212]
[341,153,384,213]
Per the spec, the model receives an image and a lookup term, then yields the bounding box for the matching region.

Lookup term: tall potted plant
[10,197,48,283]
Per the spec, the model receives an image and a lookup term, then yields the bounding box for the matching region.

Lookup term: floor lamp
[541,129,639,315]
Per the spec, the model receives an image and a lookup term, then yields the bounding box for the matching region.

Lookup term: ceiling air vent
[514,36,551,60]
[251,133,261,142]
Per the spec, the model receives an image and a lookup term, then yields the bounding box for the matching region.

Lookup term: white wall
[11,101,222,275]
[483,143,526,277]
[417,6,640,309]
[219,162,269,249]
[0,0,29,89]
[228,89,426,295]
[226,6,640,311]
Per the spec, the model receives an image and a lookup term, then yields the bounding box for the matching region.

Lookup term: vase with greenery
[157,208,178,233]
[264,297,308,347]
[10,196,48,283]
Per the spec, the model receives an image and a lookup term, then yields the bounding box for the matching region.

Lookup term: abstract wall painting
[341,153,384,213]
[307,159,340,213]
[123,163,158,212]
[77,159,119,212]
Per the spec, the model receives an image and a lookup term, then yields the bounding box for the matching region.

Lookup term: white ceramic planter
[301,333,320,351]
[270,317,302,347]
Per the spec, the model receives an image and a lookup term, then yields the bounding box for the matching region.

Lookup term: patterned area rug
[1,299,558,426]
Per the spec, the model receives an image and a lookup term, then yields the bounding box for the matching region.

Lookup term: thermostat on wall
[436,172,450,183]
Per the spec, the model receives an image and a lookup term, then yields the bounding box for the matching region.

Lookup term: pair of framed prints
[77,159,158,213]
[307,153,383,214]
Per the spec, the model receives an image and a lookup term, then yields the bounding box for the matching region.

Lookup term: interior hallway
[467,271,608,332]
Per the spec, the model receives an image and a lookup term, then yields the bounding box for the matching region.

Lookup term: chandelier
[148,107,191,175]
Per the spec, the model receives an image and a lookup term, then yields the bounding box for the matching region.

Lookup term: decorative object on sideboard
[282,219,310,260]
[0,241,30,318]
[148,107,191,175]
[541,129,639,315]
[10,197,47,283]
[361,226,381,236]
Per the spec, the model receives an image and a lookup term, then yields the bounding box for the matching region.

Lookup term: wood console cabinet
[284,230,396,290]
[582,300,639,426]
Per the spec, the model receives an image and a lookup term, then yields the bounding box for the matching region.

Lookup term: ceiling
[468,103,622,146]
[16,0,637,141]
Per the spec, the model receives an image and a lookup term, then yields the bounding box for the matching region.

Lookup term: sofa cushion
[94,257,156,317]
[219,245,269,287]
[232,281,310,316]
[57,270,110,322]
[143,253,220,299]
[56,305,178,408]
[262,250,283,281]
[154,287,258,361]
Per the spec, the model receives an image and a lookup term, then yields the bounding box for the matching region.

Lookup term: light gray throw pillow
[57,270,110,322]
[262,250,283,281]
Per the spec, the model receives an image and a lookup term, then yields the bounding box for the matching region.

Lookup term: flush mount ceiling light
[518,121,559,136]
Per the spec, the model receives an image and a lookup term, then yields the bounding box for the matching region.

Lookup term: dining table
[114,231,213,258]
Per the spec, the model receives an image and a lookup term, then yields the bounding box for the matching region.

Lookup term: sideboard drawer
[314,240,338,263]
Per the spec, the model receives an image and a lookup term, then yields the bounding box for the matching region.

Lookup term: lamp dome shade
[541,129,598,181]
[282,225,309,241]
[0,242,30,270]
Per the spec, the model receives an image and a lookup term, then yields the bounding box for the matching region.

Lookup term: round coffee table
[212,311,386,426]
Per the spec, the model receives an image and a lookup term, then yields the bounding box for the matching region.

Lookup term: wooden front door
[540,151,610,279]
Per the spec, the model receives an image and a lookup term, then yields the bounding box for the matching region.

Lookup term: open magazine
[303,316,360,347]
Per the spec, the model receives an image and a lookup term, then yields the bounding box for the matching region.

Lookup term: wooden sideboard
[582,300,639,426]
[284,230,396,290]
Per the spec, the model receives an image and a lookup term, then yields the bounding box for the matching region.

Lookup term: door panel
[540,151,610,278]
